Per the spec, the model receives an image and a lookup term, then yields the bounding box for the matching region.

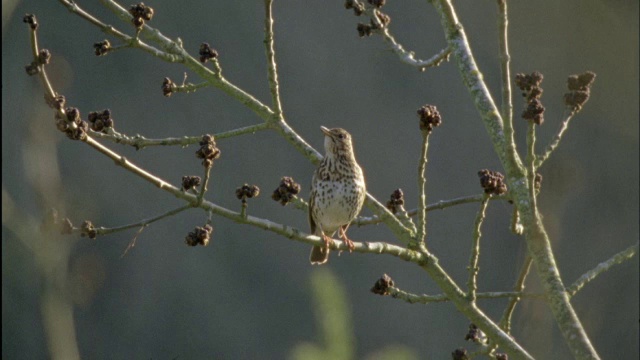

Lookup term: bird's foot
[322,233,333,251]
[339,227,355,252]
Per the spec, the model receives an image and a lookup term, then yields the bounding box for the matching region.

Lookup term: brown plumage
[309,126,366,265]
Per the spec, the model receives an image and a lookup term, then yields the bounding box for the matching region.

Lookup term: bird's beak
[320,126,331,136]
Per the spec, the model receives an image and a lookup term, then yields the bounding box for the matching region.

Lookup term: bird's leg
[339,225,355,252]
[322,233,333,251]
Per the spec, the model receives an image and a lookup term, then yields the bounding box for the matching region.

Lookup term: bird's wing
[308,173,318,235]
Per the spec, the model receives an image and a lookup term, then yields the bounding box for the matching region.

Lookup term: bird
[309,126,366,265]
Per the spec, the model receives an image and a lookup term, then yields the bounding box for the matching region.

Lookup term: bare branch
[97,205,192,237]
[354,194,508,226]
[467,195,490,302]
[172,81,211,94]
[526,122,537,205]
[93,0,277,119]
[113,205,192,256]
[386,286,543,305]
[264,0,284,118]
[416,133,430,245]
[197,166,212,206]
[496,0,516,155]
[89,123,270,149]
[567,243,639,297]
[59,0,181,62]
[499,256,533,334]
[364,8,451,70]
[535,110,576,167]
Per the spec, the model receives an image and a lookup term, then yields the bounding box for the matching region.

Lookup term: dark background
[3,0,638,359]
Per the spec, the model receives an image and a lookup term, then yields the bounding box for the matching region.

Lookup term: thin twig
[496,0,515,150]
[499,256,533,334]
[113,205,192,256]
[263,0,283,119]
[89,123,270,149]
[28,28,56,98]
[394,207,418,234]
[94,0,276,119]
[98,205,192,236]
[382,31,451,71]
[26,19,60,117]
[286,196,310,212]
[535,110,575,168]
[197,165,212,205]
[526,121,537,207]
[354,194,508,226]
[467,194,490,302]
[240,202,247,219]
[365,8,451,70]
[387,286,544,305]
[172,81,210,94]
[567,243,639,297]
[416,133,430,245]
[59,0,182,62]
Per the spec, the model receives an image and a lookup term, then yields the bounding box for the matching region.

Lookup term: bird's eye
[338,133,345,139]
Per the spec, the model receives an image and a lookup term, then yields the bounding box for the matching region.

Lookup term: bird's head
[321,126,354,158]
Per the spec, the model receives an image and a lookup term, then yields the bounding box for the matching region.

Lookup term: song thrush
[309,126,366,265]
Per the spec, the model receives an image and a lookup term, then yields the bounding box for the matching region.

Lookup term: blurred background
[3,0,638,358]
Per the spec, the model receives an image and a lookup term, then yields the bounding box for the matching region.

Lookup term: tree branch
[59,0,181,62]
[567,243,639,297]
[526,121,538,207]
[496,0,516,158]
[499,256,533,334]
[96,205,192,236]
[354,194,508,226]
[264,0,284,119]
[431,0,600,358]
[416,133,430,245]
[535,110,575,168]
[89,123,270,149]
[363,7,451,71]
[467,195,489,302]
[386,286,544,305]
[93,0,277,120]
